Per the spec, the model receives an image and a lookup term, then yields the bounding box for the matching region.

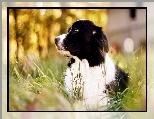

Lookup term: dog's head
[55,20,109,66]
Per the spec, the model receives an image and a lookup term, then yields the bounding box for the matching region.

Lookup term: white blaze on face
[55,34,67,49]
[55,34,71,56]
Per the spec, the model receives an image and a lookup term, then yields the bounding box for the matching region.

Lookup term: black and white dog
[55,20,128,110]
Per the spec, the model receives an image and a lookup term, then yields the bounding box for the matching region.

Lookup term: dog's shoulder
[106,65,129,94]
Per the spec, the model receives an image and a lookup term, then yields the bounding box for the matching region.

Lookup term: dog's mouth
[55,34,72,57]
[55,45,71,57]
[56,45,67,51]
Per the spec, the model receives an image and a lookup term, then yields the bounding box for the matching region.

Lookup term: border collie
[55,19,128,110]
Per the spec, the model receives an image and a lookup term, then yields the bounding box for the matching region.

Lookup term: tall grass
[9,46,146,111]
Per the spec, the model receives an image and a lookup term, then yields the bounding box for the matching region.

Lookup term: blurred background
[7,3,147,63]
[7,2,146,110]
[9,8,108,62]
[2,1,154,118]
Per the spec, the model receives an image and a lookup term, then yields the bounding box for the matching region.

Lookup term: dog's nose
[55,37,60,44]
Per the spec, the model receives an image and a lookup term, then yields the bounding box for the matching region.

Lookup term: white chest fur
[64,54,116,110]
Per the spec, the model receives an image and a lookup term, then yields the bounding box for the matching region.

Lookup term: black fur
[67,58,75,67]
[63,20,109,67]
[106,66,129,94]
[55,20,129,94]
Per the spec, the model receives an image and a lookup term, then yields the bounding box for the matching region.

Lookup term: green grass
[9,47,146,111]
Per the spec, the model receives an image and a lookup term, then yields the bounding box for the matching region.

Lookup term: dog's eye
[72,28,79,34]
[68,27,79,34]
[74,28,79,32]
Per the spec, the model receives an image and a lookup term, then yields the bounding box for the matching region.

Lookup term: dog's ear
[93,25,109,53]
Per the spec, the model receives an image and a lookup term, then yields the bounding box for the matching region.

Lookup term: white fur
[56,33,116,110]
[55,34,73,57]
[64,54,116,110]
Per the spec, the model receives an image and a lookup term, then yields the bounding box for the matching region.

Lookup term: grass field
[9,46,146,111]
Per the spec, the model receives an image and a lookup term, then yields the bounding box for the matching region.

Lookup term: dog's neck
[67,58,75,67]
[68,50,106,67]
[86,50,106,67]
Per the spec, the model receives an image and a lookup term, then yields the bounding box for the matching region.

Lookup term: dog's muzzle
[55,34,67,51]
